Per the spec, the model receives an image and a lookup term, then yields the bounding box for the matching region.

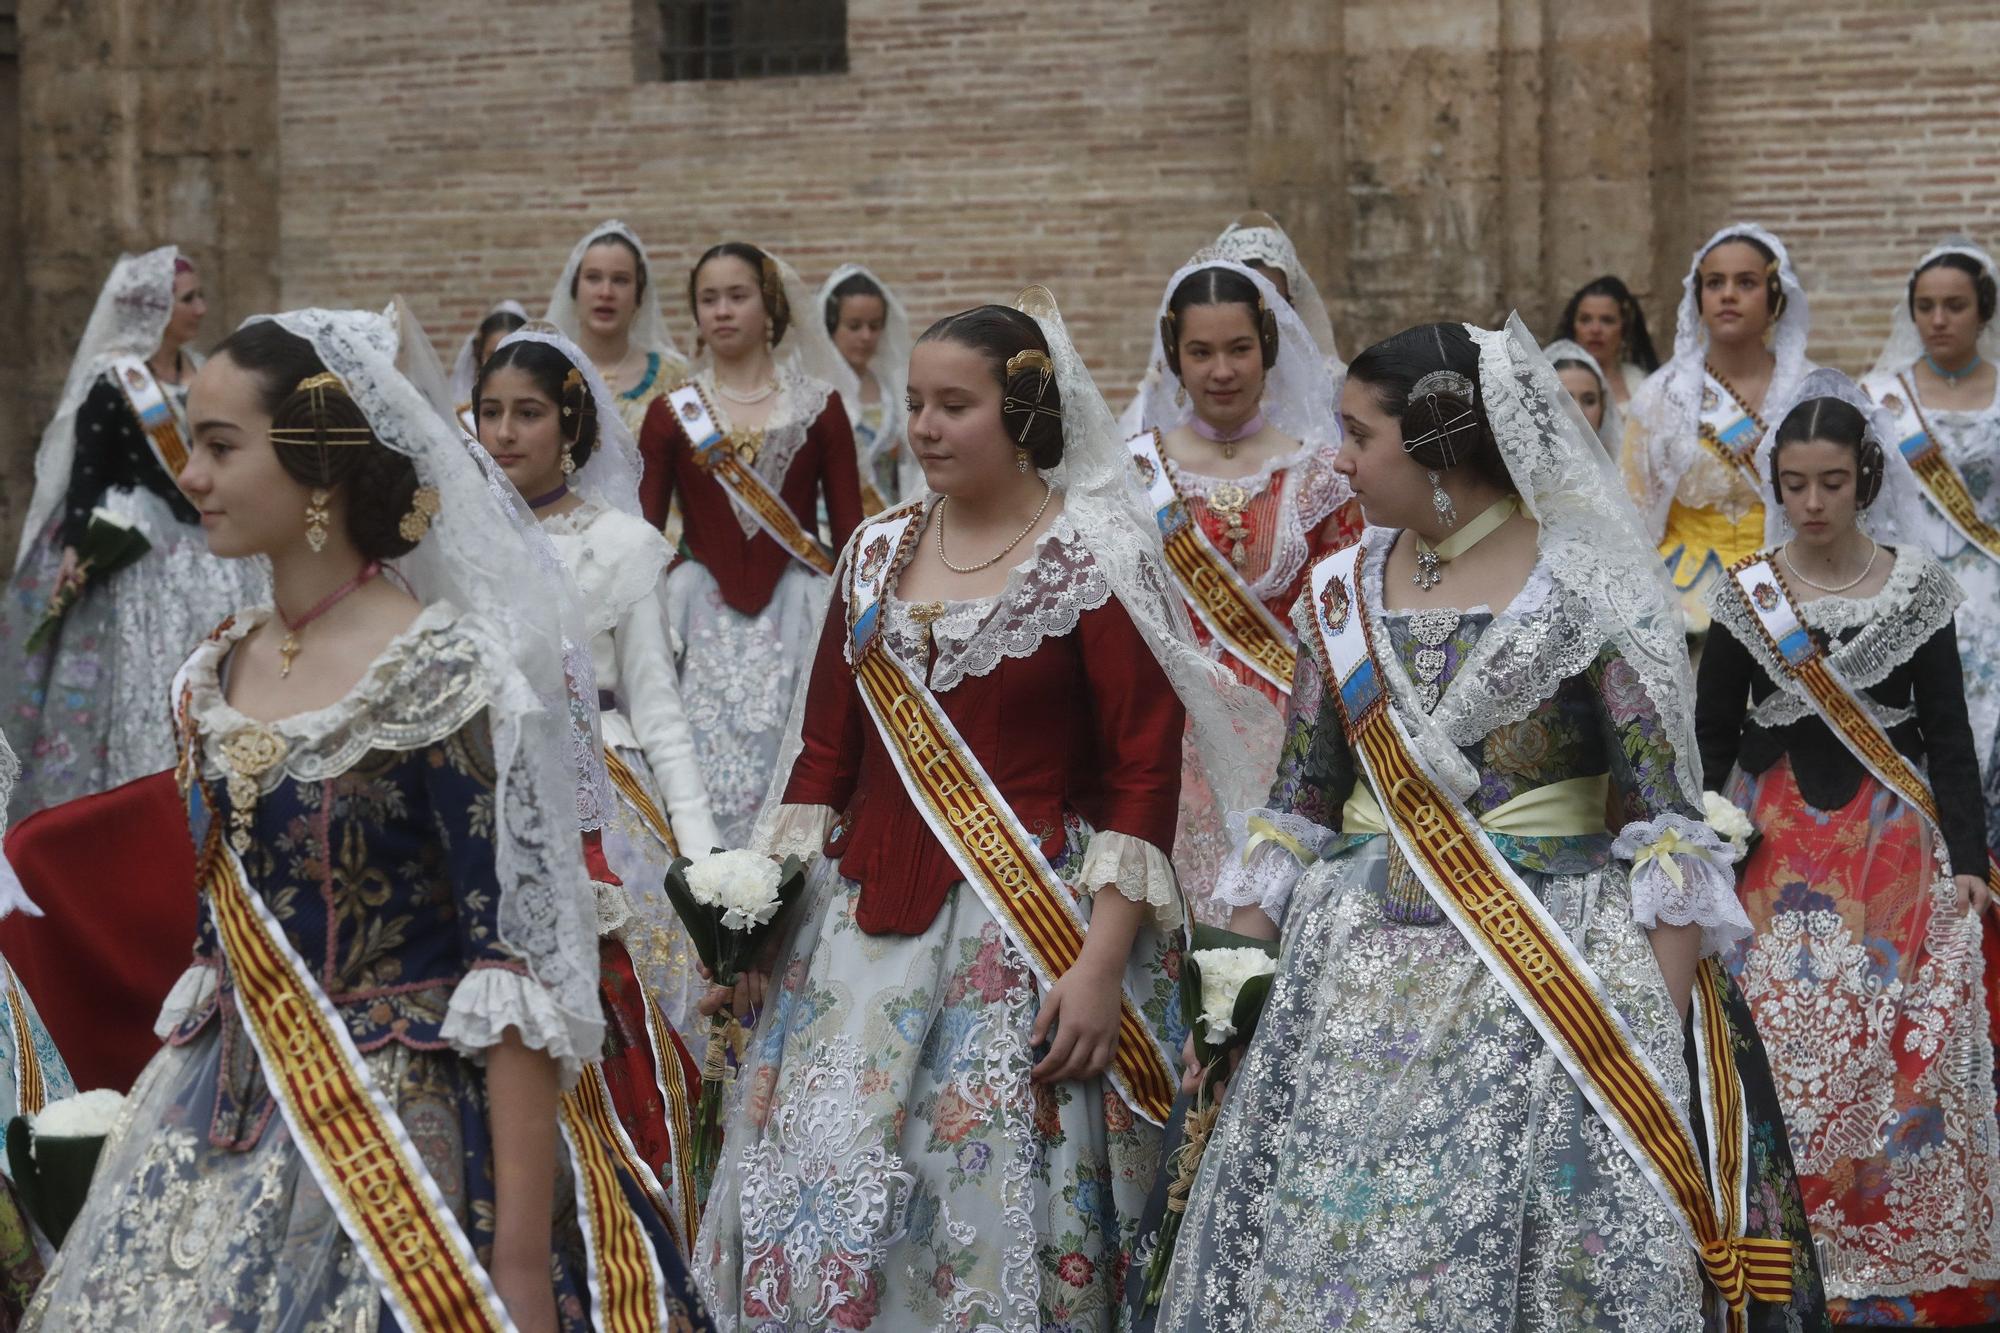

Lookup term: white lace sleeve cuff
[152,962,218,1039]
[757,803,837,862]
[1611,813,1754,957]
[439,965,591,1088]
[1211,808,1334,926]
[1078,831,1182,930]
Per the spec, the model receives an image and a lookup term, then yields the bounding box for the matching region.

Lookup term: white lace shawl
[1624,223,1814,541]
[1708,544,1962,730]
[817,262,912,480]
[543,220,689,371]
[447,298,528,411]
[1752,367,1937,552]
[0,733,33,918]
[1167,441,1350,602]
[1195,213,1341,368]
[1541,337,1625,458]
[1868,239,2000,379]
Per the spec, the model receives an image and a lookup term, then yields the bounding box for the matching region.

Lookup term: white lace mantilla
[1709,546,1961,729]
[845,511,1114,694]
[179,602,496,794]
[699,366,836,540]
[1168,435,1347,600]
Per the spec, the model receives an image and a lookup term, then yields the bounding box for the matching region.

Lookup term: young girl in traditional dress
[22,308,711,1332]
[819,264,916,510]
[1625,224,1817,634]
[636,242,864,847]
[546,221,689,440]
[695,288,1266,1331]
[1700,370,2000,1327]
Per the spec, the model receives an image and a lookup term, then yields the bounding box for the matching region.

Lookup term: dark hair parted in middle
[474,339,599,471]
[1345,322,1513,493]
[1771,395,1884,508]
[1699,231,1786,322]
[567,231,648,301]
[1161,265,1279,377]
[212,320,424,561]
[476,308,528,349]
[824,270,886,336]
[1555,274,1660,372]
[1908,251,1998,324]
[689,241,791,346]
[916,305,1065,469]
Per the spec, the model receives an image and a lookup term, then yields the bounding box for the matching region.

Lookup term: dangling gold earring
[561,442,576,475]
[1016,448,1031,474]
[1173,381,1187,409]
[305,488,331,552]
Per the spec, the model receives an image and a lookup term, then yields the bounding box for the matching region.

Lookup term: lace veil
[493,322,646,518]
[255,307,607,1062]
[1197,211,1341,369]
[16,246,182,566]
[0,730,33,917]
[544,220,689,372]
[447,298,528,410]
[1123,258,1342,453]
[1541,336,1625,456]
[1472,315,1705,806]
[1753,366,1934,549]
[1868,237,2000,379]
[1625,222,1813,540]
[816,262,912,479]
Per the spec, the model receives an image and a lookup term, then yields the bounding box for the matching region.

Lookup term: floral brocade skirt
[1725,756,2000,1326]
[1,494,265,826]
[696,850,1180,1332]
[20,1014,708,1331]
[1156,837,1824,1333]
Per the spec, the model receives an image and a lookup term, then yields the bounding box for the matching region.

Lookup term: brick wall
[1690,0,2000,374]
[275,0,1251,390]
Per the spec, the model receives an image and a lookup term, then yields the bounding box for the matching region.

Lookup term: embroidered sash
[643,996,701,1249]
[1306,545,1792,1318]
[109,355,191,479]
[200,840,517,1332]
[3,963,47,1118]
[842,508,1178,1126]
[1882,374,2000,561]
[602,748,681,857]
[669,382,834,576]
[1726,552,1997,892]
[1125,430,1297,693]
[1698,375,1765,490]
[556,1066,676,1331]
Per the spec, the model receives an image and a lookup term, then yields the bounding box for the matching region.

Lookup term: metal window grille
[656,0,847,82]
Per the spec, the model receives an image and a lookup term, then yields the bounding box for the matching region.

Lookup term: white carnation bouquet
[1140,926,1279,1310]
[662,849,806,1197]
[1701,790,1757,859]
[7,1089,128,1247]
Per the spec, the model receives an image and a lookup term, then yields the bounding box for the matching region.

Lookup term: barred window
[652,0,847,82]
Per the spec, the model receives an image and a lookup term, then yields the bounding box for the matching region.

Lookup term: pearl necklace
[936,483,1054,574]
[1782,537,1879,594]
[715,377,779,405]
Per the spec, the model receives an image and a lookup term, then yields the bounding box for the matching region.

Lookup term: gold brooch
[218,724,289,853]
[726,428,763,465]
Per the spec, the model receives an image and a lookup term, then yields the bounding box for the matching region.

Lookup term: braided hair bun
[918,305,1065,469]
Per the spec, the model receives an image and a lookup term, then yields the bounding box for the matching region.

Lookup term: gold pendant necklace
[1413,497,1518,591]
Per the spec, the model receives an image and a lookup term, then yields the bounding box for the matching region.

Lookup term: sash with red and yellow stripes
[556,1067,678,1331]
[602,748,681,858]
[1883,373,2000,562]
[1726,552,1999,894]
[670,382,834,576]
[109,355,191,479]
[1307,543,1792,1321]
[1124,429,1296,693]
[4,963,48,1118]
[841,508,1178,1127]
[201,840,518,1332]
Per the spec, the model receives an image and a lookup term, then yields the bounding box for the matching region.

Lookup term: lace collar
[1710,545,1962,698]
[1167,434,1348,598]
[697,365,836,537]
[1166,436,1315,498]
[1313,528,1605,797]
[179,601,496,791]
[849,500,1112,693]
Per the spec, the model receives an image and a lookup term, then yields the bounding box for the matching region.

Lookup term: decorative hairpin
[1002,349,1060,444]
[269,372,376,445]
[1411,370,1474,402]
[1402,369,1477,465]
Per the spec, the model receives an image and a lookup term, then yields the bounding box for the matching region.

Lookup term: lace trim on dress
[438,965,587,1086]
[1212,807,1338,924]
[1078,831,1182,929]
[182,602,496,793]
[538,502,671,640]
[844,509,1114,693]
[1611,814,1753,958]
[700,366,836,540]
[1708,546,1961,707]
[758,803,837,862]
[152,962,219,1039]
[1169,437,1346,600]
